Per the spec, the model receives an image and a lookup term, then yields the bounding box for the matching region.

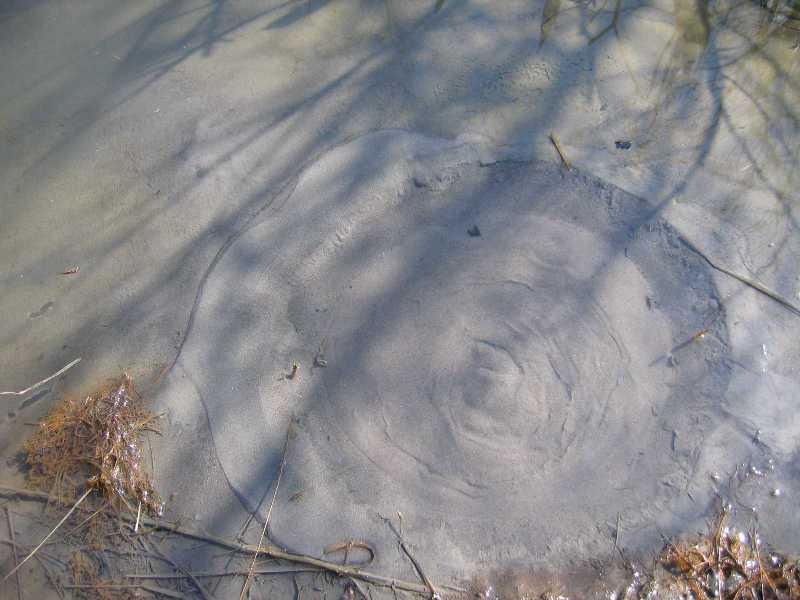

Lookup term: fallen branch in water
[0,485,466,596]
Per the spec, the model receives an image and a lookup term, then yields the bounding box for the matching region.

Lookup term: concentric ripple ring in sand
[174,130,729,568]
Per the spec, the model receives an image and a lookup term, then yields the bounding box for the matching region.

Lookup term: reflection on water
[540,0,564,47]
[658,0,710,84]
[541,0,797,124]
[590,0,798,216]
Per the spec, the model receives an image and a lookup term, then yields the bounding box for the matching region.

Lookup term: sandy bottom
[1,0,799,595]
[159,131,734,578]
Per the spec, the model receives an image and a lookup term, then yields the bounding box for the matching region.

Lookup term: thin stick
[323,540,375,565]
[548,133,571,170]
[587,0,622,44]
[349,576,370,599]
[134,501,142,533]
[0,533,63,598]
[0,538,58,562]
[34,554,64,600]
[126,566,321,579]
[400,541,438,600]
[142,536,213,600]
[5,508,22,600]
[384,513,438,599]
[3,488,92,581]
[753,526,779,598]
[293,575,302,600]
[0,358,81,397]
[614,512,621,552]
[147,431,155,475]
[680,237,800,318]
[240,423,292,600]
[63,583,183,599]
[66,502,108,537]
[0,485,465,596]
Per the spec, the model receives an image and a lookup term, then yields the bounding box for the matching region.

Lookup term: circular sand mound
[175,130,729,572]
[319,215,659,496]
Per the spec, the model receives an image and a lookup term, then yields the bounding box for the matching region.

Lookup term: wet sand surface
[1,0,799,597]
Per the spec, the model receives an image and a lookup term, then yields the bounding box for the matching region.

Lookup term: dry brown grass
[23,374,163,517]
[470,509,800,600]
[13,374,800,599]
[662,509,800,600]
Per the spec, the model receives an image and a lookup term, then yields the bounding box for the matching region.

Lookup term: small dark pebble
[615,140,632,150]
[467,225,481,237]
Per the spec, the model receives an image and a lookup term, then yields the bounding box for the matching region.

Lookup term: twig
[3,488,92,582]
[240,422,292,600]
[63,583,183,598]
[349,577,370,599]
[5,508,22,600]
[0,485,94,510]
[614,512,622,553]
[293,575,302,600]
[753,526,779,598]
[141,535,214,600]
[217,476,274,597]
[0,485,465,596]
[134,501,142,533]
[0,538,58,563]
[0,533,64,598]
[588,0,622,44]
[397,512,403,539]
[400,541,439,600]
[548,133,571,170]
[323,540,375,565]
[680,237,800,318]
[386,513,439,600]
[34,554,64,600]
[126,566,321,579]
[65,501,108,537]
[0,358,81,398]
[714,511,726,600]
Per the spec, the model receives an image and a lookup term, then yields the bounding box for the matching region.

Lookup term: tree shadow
[1,0,799,590]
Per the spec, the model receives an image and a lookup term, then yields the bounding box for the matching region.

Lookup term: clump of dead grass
[470,509,800,600]
[24,374,164,517]
[661,509,800,599]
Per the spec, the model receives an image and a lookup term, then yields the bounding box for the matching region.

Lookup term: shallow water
[1,0,799,596]
[164,131,736,580]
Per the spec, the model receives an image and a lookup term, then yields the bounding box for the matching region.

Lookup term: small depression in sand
[173,130,729,571]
